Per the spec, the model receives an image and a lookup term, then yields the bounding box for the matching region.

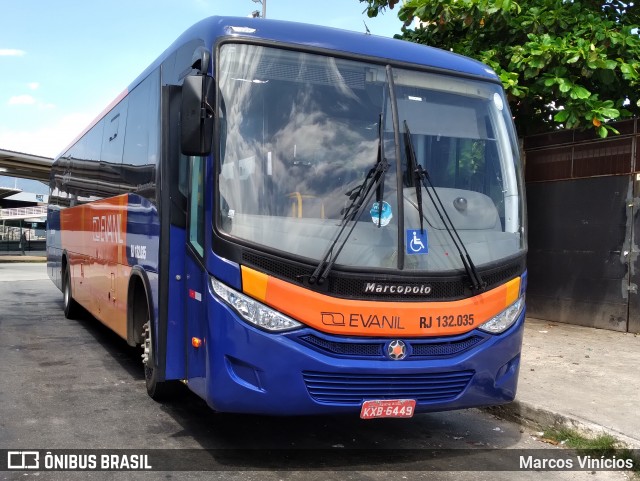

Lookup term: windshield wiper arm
[309,113,388,286]
[375,115,387,228]
[404,121,486,291]
[341,114,386,225]
[403,121,424,235]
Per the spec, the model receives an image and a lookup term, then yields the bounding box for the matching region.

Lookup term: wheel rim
[141,321,153,380]
[64,275,70,308]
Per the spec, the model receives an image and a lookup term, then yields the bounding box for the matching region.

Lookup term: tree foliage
[362,0,640,137]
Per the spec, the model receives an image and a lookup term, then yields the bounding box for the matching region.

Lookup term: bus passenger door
[184,155,208,397]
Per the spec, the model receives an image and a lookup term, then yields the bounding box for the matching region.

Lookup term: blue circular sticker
[370,201,392,227]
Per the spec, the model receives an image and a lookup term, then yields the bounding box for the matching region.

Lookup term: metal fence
[524,119,639,333]
[0,206,47,220]
[0,239,46,252]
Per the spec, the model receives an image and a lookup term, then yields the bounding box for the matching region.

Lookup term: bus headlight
[211,278,303,332]
[478,297,524,334]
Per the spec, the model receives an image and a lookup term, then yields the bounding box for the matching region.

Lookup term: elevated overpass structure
[0,148,53,183]
[0,149,52,246]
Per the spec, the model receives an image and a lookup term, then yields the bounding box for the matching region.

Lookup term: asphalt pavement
[0,263,628,481]
[0,258,638,447]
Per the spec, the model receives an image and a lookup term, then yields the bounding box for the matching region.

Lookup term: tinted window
[68,120,104,204]
[123,69,160,200]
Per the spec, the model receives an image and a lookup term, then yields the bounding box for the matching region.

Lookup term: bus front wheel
[141,320,175,400]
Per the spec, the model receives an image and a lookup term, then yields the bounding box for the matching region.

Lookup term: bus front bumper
[200,299,525,416]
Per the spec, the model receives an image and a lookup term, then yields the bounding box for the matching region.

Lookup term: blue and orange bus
[47,16,527,417]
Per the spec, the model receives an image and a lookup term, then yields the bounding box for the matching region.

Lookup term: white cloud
[27,82,39,90]
[0,49,26,57]
[8,95,36,105]
[6,93,54,109]
[0,112,95,158]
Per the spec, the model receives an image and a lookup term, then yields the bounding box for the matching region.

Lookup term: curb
[484,401,640,450]
[0,257,46,263]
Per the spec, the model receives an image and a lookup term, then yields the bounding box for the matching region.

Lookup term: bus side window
[188,156,205,256]
[100,99,128,197]
[179,155,189,197]
[122,68,160,201]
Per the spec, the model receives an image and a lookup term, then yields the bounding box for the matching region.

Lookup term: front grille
[411,336,484,357]
[482,263,521,287]
[298,334,484,359]
[299,335,383,357]
[243,251,309,283]
[241,250,524,302]
[302,371,475,404]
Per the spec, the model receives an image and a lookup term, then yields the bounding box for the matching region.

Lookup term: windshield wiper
[341,114,387,225]
[375,114,387,228]
[403,121,424,235]
[403,121,486,291]
[309,113,388,286]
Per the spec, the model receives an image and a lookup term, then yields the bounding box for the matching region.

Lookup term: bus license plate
[360,399,416,419]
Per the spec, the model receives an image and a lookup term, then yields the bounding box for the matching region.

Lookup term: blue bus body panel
[165,225,187,380]
[206,252,241,291]
[46,208,62,289]
[125,194,160,272]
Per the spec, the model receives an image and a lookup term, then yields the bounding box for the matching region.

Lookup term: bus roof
[129,16,498,92]
[57,16,499,160]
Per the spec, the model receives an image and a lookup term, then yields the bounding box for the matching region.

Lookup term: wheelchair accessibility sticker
[406,229,428,254]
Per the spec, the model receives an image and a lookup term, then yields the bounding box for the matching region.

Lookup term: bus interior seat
[287,192,325,219]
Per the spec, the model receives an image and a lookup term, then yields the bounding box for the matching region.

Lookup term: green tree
[362,0,640,137]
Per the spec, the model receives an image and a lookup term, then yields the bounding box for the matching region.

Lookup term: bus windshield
[217,44,525,272]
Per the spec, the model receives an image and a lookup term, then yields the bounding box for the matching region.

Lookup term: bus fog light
[478,297,524,334]
[211,277,302,332]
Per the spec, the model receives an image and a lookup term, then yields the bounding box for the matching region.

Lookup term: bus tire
[63,264,80,319]
[141,319,176,401]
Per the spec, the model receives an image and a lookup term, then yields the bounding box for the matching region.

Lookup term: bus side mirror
[180,75,214,156]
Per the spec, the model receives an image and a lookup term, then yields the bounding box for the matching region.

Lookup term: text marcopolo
[364,283,432,295]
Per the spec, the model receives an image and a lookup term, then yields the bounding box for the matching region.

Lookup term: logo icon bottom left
[8,451,40,470]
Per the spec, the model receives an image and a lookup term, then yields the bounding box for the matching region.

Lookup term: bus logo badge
[387,340,407,360]
[321,312,345,326]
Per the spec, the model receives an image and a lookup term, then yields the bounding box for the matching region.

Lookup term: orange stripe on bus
[241,266,269,302]
[505,277,520,306]
[241,266,521,337]
[60,194,130,340]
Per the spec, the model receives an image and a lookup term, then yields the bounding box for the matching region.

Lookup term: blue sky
[0,0,403,160]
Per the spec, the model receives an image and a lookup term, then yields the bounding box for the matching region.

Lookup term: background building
[0,176,48,252]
